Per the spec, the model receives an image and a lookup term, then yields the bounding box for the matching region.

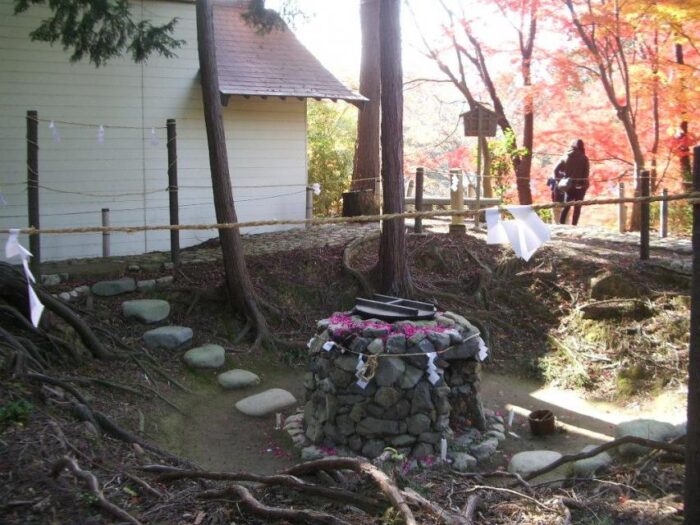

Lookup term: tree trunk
[480,136,492,198]
[676,43,692,190]
[620,107,647,232]
[376,0,411,295]
[351,0,381,215]
[195,0,270,345]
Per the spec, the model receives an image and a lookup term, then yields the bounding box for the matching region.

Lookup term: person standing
[547,159,567,223]
[556,139,590,225]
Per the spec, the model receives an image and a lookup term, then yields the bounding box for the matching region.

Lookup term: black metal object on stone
[352,294,436,321]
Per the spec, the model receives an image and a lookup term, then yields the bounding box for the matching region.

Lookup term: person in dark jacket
[554,139,590,225]
[547,159,567,223]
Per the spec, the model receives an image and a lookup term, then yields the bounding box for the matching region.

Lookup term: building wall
[0,0,307,261]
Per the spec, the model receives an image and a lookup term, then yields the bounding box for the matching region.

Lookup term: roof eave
[220,90,368,108]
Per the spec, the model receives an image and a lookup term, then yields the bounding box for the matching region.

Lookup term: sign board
[461,105,498,137]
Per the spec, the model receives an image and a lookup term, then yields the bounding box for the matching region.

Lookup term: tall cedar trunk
[480,136,492,197]
[195,0,269,339]
[515,6,536,206]
[376,0,411,295]
[677,43,692,189]
[352,0,381,203]
[685,148,700,524]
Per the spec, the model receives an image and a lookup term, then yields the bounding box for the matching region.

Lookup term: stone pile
[303,311,487,459]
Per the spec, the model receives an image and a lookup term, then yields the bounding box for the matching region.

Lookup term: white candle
[275,413,282,430]
[440,438,447,461]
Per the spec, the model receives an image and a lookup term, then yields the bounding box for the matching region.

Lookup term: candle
[275,413,282,430]
[440,438,447,461]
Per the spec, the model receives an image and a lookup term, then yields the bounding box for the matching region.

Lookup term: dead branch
[284,457,417,525]
[155,469,383,512]
[462,494,480,524]
[51,456,143,525]
[199,484,351,525]
[523,434,685,482]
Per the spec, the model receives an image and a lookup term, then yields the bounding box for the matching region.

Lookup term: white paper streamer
[477,337,489,362]
[312,183,321,195]
[48,120,61,143]
[5,229,44,327]
[485,205,550,262]
[355,354,369,389]
[149,127,159,146]
[96,125,105,144]
[426,352,440,384]
[450,174,459,192]
[322,341,335,352]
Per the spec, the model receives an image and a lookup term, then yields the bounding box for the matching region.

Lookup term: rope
[29,115,166,130]
[2,191,697,236]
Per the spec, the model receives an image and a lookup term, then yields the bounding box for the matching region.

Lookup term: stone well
[303,310,487,459]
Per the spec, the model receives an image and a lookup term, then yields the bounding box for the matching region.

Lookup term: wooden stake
[27,110,40,275]
[640,170,650,260]
[167,119,179,265]
[414,167,424,234]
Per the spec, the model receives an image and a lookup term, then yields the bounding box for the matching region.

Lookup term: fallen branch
[523,434,685,481]
[462,494,480,525]
[403,487,468,525]
[285,457,417,525]
[199,484,350,525]
[51,456,142,525]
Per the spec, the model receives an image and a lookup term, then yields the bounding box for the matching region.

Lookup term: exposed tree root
[342,232,379,296]
[51,456,143,525]
[285,457,417,525]
[403,487,469,525]
[200,484,351,525]
[154,468,384,512]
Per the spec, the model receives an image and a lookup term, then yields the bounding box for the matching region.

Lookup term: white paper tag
[322,341,335,352]
[478,337,489,361]
[355,354,369,389]
[426,352,440,384]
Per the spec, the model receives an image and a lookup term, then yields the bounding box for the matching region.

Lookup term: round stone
[183,344,225,369]
[508,450,569,486]
[122,299,170,324]
[91,277,136,297]
[217,369,261,389]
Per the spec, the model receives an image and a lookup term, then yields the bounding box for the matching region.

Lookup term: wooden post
[26,110,40,275]
[618,182,626,233]
[167,119,179,265]
[101,208,110,257]
[414,167,424,234]
[684,145,700,524]
[305,186,313,222]
[659,188,668,238]
[640,170,650,260]
[449,168,465,235]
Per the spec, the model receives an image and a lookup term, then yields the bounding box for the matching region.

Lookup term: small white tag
[426,352,440,384]
[478,337,489,361]
[322,341,334,352]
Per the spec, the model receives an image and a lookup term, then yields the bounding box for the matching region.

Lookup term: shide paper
[485,205,550,262]
[4,229,44,327]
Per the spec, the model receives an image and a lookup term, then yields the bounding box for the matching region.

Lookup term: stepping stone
[615,419,680,457]
[508,450,569,486]
[183,344,225,369]
[573,445,613,477]
[235,388,297,417]
[92,277,136,297]
[217,369,261,389]
[143,326,192,350]
[122,299,170,324]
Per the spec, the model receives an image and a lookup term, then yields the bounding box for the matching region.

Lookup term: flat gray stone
[235,388,297,417]
[183,344,225,369]
[508,450,569,486]
[92,277,136,297]
[301,446,325,461]
[137,279,156,292]
[615,419,679,457]
[452,452,477,472]
[217,369,261,389]
[375,357,405,386]
[41,274,61,286]
[399,365,424,389]
[573,445,613,476]
[143,326,193,350]
[122,299,170,324]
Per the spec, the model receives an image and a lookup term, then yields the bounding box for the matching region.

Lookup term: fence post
[660,188,668,238]
[101,208,110,257]
[449,168,465,235]
[27,110,40,275]
[618,182,626,233]
[414,167,424,234]
[167,119,179,265]
[305,186,313,222]
[684,144,700,523]
[640,170,650,260]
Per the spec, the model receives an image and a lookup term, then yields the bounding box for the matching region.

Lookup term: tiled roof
[213,2,366,105]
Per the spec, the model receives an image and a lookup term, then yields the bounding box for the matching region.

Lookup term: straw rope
[1,191,698,236]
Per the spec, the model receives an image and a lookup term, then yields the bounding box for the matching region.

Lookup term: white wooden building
[0,0,363,261]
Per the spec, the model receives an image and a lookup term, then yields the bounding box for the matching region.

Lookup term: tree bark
[376,0,411,295]
[351,0,381,214]
[195,0,270,344]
